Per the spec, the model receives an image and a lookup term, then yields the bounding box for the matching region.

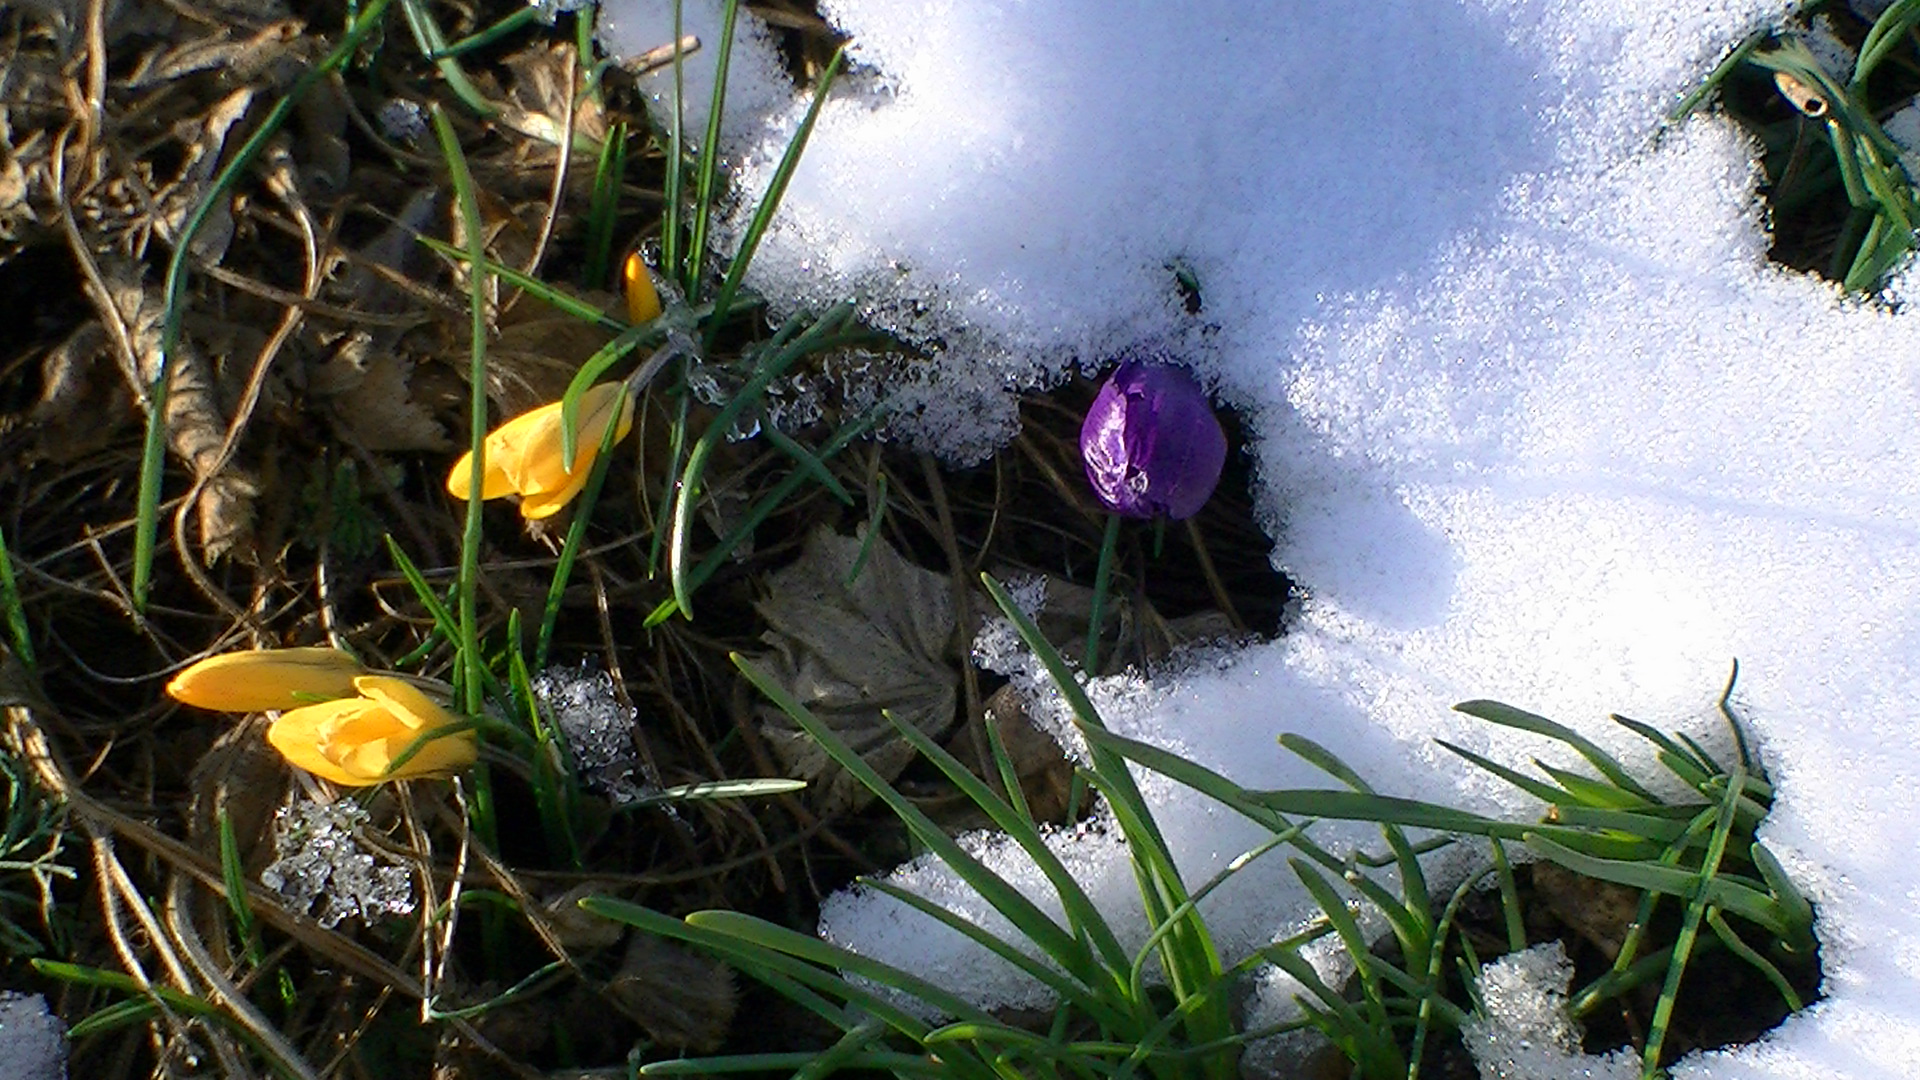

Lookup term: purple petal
[1080,361,1227,519]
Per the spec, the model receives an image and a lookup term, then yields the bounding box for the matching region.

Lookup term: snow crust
[1462,944,1639,1079]
[603,1,1920,1076]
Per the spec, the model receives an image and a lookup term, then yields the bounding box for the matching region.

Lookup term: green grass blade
[1668,29,1768,124]
[856,877,1127,1030]
[978,572,1233,1056]
[217,811,264,971]
[1853,0,1920,89]
[584,121,628,287]
[763,424,854,504]
[706,45,847,341]
[1641,766,1746,1077]
[1453,700,1659,802]
[1533,761,1657,809]
[33,958,222,1023]
[1544,805,1694,844]
[560,325,677,467]
[875,708,1133,977]
[1261,948,1403,1079]
[1434,738,1568,804]
[0,526,33,668]
[1280,733,1431,942]
[1072,719,1434,949]
[1128,830,1297,1000]
[506,611,581,869]
[791,1018,899,1080]
[646,406,877,625]
[844,473,889,587]
[978,575,1170,856]
[1705,908,1803,1012]
[1749,841,1816,953]
[1715,660,1756,774]
[643,1051,948,1077]
[418,236,628,331]
[1290,859,1397,1051]
[1084,514,1120,676]
[694,909,1003,1026]
[666,303,855,618]
[397,0,498,116]
[731,656,1097,977]
[537,384,630,670]
[661,0,687,283]
[683,0,742,296]
[1571,943,1676,1019]
[431,102,490,719]
[425,960,567,1021]
[1522,832,1790,938]
[428,4,542,59]
[1490,838,1525,954]
[1611,714,1713,781]
[635,778,808,802]
[578,899,949,1050]
[381,536,458,648]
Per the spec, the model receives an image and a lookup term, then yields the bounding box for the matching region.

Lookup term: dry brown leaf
[496,42,609,150]
[749,527,963,812]
[602,933,737,1052]
[1531,861,1643,961]
[122,19,305,89]
[293,75,351,191]
[937,682,1076,826]
[488,286,626,405]
[311,332,452,452]
[1,321,135,463]
[105,262,259,564]
[155,86,255,265]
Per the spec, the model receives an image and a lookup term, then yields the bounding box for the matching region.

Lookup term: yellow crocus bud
[166,647,367,712]
[266,675,478,787]
[444,382,636,520]
[624,251,662,325]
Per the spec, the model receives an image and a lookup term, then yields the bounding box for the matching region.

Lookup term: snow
[0,992,65,1080]
[1462,944,1639,1079]
[602,1,1920,1076]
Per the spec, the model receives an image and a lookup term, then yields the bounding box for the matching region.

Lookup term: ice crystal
[375,99,426,142]
[1461,944,1637,1080]
[532,663,642,802]
[260,800,414,929]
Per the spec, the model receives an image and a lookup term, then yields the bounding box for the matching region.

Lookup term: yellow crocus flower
[266,675,477,786]
[624,250,663,325]
[166,647,367,712]
[445,382,635,520]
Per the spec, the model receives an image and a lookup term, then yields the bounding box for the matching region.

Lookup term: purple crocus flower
[1080,361,1227,520]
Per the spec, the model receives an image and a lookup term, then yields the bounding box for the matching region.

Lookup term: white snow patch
[1463,944,1639,1080]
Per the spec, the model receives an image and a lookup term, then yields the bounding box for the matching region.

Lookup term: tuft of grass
[1095,662,1814,1078]
[1678,4,1920,290]
[595,589,1816,1080]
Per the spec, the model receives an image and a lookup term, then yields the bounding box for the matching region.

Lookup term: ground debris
[103,261,260,564]
[748,526,962,812]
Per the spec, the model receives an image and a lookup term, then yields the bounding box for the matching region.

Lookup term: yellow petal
[445,447,516,501]
[515,385,634,518]
[624,251,662,325]
[441,385,635,517]
[267,700,378,786]
[166,647,366,712]
[378,726,480,780]
[353,676,455,731]
[265,680,475,786]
